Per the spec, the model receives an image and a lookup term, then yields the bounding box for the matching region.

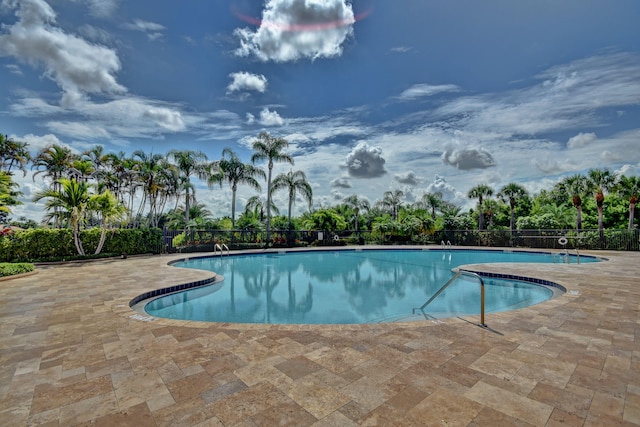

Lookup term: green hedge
[0,262,35,277]
[0,228,163,262]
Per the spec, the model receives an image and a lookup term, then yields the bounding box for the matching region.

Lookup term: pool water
[144,249,594,324]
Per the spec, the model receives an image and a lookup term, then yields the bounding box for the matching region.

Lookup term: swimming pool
[143,249,596,324]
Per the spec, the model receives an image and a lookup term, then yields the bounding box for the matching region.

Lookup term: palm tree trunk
[266,163,273,244]
[629,202,636,230]
[231,187,237,227]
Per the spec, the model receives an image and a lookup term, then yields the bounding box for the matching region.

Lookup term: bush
[0,228,163,262]
[0,262,35,277]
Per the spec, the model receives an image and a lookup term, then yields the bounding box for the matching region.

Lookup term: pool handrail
[214,243,230,256]
[413,269,487,328]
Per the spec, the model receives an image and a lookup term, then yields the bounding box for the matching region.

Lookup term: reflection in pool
[144,249,587,324]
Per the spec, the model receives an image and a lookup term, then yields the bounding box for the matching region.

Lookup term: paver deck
[1,247,639,426]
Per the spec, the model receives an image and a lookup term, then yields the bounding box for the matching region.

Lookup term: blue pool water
[144,249,595,324]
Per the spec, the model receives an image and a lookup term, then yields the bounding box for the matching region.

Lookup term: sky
[1,0,640,222]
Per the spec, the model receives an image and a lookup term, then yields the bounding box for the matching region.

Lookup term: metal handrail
[413,270,487,328]
[214,243,230,256]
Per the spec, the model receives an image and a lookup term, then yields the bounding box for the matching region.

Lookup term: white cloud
[0,0,126,107]
[342,141,387,178]
[234,0,355,62]
[123,19,166,40]
[331,177,351,188]
[397,84,460,101]
[567,132,597,149]
[441,146,496,170]
[394,171,423,185]
[258,107,285,126]
[227,72,268,94]
[425,175,466,205]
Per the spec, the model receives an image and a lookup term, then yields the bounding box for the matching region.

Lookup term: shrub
[0,228,163,262]
[0,262,35,277]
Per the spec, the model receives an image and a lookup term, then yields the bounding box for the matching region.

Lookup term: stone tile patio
[1,247,639,426]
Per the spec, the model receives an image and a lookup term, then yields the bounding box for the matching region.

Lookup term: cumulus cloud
[0,0,126,107]
[567,132,597,149]
[426,175,466,205]
[442,147,496,170]
[394,171,423,185]
[258,107,285,126]
[342,141,387,178]
[234,0,355,62]
[227,72,268,94]
[397,84,460,101]
[331,177,351,188]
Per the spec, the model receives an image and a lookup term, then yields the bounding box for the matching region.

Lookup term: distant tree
[467,184,493,230]
[218,148,265,227]
[587,168,618,238]
[251,132,294,243]
[377,189,404,220]
[414,192,444,219]
[616,175,640,229]
[271,169,312,229]
[557,174,588,231]
[169,149,209,225]
[497,183,528,234]
[343,195,370,233]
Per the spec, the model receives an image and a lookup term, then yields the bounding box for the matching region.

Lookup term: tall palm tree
[343,195,370,233]
[378,189,404,220]
[218,148,265,227]
[250,132,294,243]
[467,184,493,230]
[497,183,528,234]
[557,174,588,231]
[168,149,209,225]
[32,144,76,227]
[271,169,313,229]
[616,175,640,230]
[33,178,90,255]
[587,168,618,237]
[133,150,172,227]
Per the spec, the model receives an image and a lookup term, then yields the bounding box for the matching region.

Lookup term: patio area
[1,247,639,426]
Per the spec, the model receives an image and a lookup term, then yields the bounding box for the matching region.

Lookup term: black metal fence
[160,228,639,253]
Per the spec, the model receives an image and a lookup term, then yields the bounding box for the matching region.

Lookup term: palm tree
[33,178,90,255]
[244,195,280,221]
[467,184,493,230]
[415,192,444,219]
[497,183,528,234]
[218,148,265,227]
[557,174,588,231]
[271,169,313,229]
[343,195,370,233]
[88,190,127,254]
[587,168,618,237]
[168,149,209,225]
[32,144,76,227]
[616,175,640,229]
[250,132,294,243]
[377,189,404,220]
[0,134,30,176]
[133,151,174,227]
[539,203,575,230]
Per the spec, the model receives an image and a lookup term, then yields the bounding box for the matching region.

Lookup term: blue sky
[1,0,640,222]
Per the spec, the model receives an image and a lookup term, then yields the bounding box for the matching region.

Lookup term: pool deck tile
[1,246,640,426]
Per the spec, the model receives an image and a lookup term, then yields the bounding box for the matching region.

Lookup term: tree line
[1,132,639,250]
